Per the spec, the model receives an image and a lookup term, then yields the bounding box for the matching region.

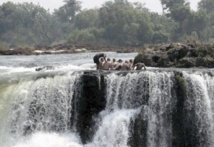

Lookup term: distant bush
[0,41,9,51]
[67,27,104,43]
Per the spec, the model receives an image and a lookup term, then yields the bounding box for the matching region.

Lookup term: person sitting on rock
[107,58,112,70]
[133,62,146,70]
[102,58,111,70]
[98,57,105,70]
[112,58,117,69]
[93,53,106,70]
[114,59,123,70]
[129,59,134,70]
[107,58,114,70]
[121,60,131,70]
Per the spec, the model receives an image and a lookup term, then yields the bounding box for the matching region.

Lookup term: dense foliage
[0,0,213,48]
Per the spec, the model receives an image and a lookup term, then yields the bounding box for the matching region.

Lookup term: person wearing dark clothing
[93,53,106,69]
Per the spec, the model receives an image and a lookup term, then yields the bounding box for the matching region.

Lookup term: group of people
[93,53,146,71]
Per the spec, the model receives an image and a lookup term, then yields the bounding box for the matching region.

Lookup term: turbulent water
[0,53,214,147]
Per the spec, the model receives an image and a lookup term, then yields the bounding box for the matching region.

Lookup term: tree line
[0,0,213,48]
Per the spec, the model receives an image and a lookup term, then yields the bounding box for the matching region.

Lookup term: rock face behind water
[134,43,214,68]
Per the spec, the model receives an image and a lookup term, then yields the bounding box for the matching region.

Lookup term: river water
[0,52,138,147]
[0,52,137,67]
[1,52,214,147]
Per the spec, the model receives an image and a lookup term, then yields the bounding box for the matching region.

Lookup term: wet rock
[35,66,55,71]
[134,43,214,68]
[75,72,106,143]
[177,58,195,68]
[0,47,32,55]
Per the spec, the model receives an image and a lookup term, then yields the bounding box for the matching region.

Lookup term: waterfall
[0,72,82,147]
[182,72,214,146]
[100,71,175,147]
[86,109,140,147]
[0,69,214,147]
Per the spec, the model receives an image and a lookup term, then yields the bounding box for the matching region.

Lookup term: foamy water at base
[13,132,82,147]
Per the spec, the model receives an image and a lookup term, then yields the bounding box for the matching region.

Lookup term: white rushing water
[183,72,214,146]
[1,69,214,147]
[0,71,82,147]
[0,52,138,147]
[1,53,214,147]
[13,132,82,147]
[86,109,140,147]
[103,71,175,147]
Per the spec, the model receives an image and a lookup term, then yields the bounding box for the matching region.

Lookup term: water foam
[86,109,139,147]
[13,132,82,147]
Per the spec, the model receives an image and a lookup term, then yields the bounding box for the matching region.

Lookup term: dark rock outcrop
[0,47,33,55]
[75,71,107,143]
[134,43,214,68]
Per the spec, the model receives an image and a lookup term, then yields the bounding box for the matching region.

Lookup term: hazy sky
[0,0,201,13]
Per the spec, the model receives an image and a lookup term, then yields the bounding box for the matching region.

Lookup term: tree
[198,0,214,13]
[99,0,153,45]
[198,0,214,41]
[182,10,208,40]
[74,9,99,30]
[150,13,175,43]
[54,0,81,39]
[160,0,191,40]
[0,2,61,46]
[54,0,81,23]
[0,2,17,36]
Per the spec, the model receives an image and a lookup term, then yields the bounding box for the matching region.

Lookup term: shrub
[0,41,9,51]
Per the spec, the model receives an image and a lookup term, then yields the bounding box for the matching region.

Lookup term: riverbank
[0,42,138,55]
[1,41,214,68]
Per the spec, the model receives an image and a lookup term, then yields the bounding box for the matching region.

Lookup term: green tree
[74,9,99,30]
[182,10,208,40]
[0,2,17,36]
[54,0,81,38]
[55,0,81,23]
[99,0,153,45]
[160,0,191,40]
[150,13,175,43]
[198,0,214,12]
[198,0,214,41]
[68,28,101,42]
[0,2,61,46]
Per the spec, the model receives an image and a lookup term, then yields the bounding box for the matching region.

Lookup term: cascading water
[0,70,82,147]
[99,71,175,147]
[182,72,214,146]
[0,65,214,147]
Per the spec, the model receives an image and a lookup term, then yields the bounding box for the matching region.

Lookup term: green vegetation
[175,73,186,98]
[0,0,214,48]
[0,41,8,51]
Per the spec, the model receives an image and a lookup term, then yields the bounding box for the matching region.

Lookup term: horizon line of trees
[0,0,214,48]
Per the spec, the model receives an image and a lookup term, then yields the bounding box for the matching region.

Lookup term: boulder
[133,53,153,66]
[196,57,214,68]
[134,43,214,68]
[177,58,195,68]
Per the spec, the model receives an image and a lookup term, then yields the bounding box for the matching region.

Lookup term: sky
[0,0,201,14]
